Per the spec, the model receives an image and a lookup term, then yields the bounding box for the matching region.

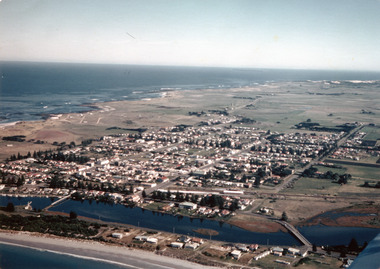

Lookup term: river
[1,196,379,246]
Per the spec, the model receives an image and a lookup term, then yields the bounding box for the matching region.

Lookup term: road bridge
[275,220,312,248]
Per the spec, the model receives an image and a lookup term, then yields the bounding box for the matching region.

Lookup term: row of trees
[0,213,99,238]
[50,175,135,196]
[151,191,240,211]
[302,167,352,184]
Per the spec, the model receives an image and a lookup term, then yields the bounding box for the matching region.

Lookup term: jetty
[43,193,73,211]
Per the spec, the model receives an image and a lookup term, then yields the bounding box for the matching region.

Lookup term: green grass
[343,165,380,181]
[251,253,294,268]
[283,177,340,195]
[314,165,347,174]
[143,202,166,211]
[361,126,380,141]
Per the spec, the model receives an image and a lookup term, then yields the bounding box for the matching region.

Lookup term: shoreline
[0,88,182,129]
[0,231,220,269]
[0,89,173,129]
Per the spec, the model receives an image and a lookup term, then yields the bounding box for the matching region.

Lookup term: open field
[255,196,353,223]
[1,80,379,160]
[292,253,343,269]
[361,125,380,141]
[343,165,380,181]
[282,177,341,195]
[228,213,286,233]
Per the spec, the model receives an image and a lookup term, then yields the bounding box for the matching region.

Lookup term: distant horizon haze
[1,1,380,71]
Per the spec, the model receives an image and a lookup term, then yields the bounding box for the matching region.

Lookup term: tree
[254,177,261,187]
[70,211,78,219]
[312,244,317,251]
[142,190,147,198]
[348,238,359,252]
[16,175,25,187]
[281,211,289,221]
[6,202,15,212]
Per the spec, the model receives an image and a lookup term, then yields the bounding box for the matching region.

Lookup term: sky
[0,0,380,70]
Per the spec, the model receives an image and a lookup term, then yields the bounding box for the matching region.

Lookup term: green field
[283,177,341,195]
[361,126,380,141]
[314,165,347,174]
[343,165,380,181]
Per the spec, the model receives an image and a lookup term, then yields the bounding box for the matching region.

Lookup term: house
[191,237,204,244]
[179,202,197,210]
[178,235,191,243]
[112,233,123,239]
[127,194,141,203]
[146,237,158,244]
[134,235,148,241]
[272,246,284,256]
[236,244,249,252]
[231,250,242,260]
[249,244,259,251]
[287,247,300,255]
[171,242,184,248]
[254,250,271,260]
[184,242,199,250]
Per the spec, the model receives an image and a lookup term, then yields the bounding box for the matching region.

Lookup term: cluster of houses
[230,245,305,261]
[0,123,351,212]
[330,147,379,161]
[170,235,204,250]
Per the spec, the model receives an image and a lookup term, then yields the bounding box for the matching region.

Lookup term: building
[184,242,199,250]
[179,202,197,210]
[191,237,204,244]
[146,237,158,244]
[254,250,271,260]
[171,242,184,248]
[287,247,300,255]
[112,233,123,239]
[272,246,283,256]
[249,244,259,251]
[231,250,242,260]
[178,235,191,243]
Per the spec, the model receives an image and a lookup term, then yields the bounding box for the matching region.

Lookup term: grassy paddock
[283,177,340,195]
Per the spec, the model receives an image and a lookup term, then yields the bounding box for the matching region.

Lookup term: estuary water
[1,61,380,123]
[1,196,379,247]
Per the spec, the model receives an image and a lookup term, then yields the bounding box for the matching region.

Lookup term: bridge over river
[275,220,312,248]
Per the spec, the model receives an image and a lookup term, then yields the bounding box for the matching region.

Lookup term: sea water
[0,243,128,269]
[1,61,380,123]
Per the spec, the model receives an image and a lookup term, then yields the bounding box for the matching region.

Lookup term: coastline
[0,231,220,269]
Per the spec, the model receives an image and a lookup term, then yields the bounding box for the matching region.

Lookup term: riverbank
[0,231,220,269]
[297,204,380,229]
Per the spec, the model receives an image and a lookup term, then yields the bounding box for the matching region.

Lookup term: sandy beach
[0,231,221,269]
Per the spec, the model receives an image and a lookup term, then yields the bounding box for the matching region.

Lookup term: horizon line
[1,59,380,73]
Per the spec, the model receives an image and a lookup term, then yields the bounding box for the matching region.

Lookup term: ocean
[0,242,128,269]
[1,61,380,124]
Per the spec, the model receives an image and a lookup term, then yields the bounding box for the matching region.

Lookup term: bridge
[43,193,73,211]
[275,220,312,248]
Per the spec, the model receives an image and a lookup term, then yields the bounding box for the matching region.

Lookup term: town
[1,109,378,267]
